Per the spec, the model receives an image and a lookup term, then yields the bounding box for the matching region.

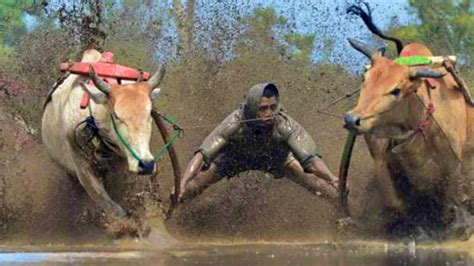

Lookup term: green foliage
[237,7,316,63]
[238,7,287,53]
[389,0,474,92]
[0,45,13,66]
[0,0,34,44]
[284,33,316,62]
[0,0,38,61]
[390,26,421,43]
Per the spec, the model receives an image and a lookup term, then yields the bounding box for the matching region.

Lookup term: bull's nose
[344,113,361,129]
[138,160,155,175]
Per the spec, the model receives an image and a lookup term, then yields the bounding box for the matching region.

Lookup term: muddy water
[0,240,472,265]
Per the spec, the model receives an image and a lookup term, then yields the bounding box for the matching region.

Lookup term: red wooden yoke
[60,51,151,109]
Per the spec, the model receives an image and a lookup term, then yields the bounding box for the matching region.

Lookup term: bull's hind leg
[442,160,474,240]
[451,151,474,240]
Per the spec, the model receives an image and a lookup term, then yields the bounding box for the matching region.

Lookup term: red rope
[416,102,435,140]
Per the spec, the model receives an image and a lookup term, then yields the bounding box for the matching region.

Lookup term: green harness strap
[110,113,183,162]
[151,114,183,160]
[394,55,456,67]
[394,56,431,66]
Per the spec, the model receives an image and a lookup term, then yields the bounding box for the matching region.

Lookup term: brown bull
[344,39,474,239]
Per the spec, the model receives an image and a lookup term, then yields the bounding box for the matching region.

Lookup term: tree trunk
[173,0,195,62]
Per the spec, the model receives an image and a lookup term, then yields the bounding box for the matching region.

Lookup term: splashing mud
[0,1,473,264]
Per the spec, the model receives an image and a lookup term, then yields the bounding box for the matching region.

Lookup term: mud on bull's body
[345,3,474,240]
[42,49,165,222]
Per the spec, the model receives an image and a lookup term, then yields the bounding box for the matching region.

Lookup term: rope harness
[415,102,435,139]
[110,111,183,162]
[74,100,184,164]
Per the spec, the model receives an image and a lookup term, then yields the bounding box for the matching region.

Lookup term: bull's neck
[404,92,426,132]
[394,85,463,167]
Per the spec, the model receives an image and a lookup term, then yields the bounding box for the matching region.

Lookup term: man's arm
[178,152,205,201]
[178,110,242,201]
[306,158,339,188]
[283,114,339,188]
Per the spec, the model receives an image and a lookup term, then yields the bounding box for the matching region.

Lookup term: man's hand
[178,153,205,203]
[308,159,339,189]
[328,176,339,189]
[177,181,187,203]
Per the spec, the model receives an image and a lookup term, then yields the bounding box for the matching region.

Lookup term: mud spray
[0,3,472,262]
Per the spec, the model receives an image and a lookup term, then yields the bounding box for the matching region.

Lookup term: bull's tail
[347,2,404,55]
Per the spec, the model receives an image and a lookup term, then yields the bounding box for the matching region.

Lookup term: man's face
[256,96,277,126]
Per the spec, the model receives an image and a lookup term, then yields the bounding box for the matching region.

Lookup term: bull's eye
[390,87,401,97]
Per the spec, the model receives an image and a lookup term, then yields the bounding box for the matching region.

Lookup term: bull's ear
[151,88,161,101]
[377,46,386,57]
[80,82,108,104]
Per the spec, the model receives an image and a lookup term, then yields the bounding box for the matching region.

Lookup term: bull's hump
[81,49,102,63]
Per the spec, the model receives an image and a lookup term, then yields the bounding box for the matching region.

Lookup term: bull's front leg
[67,131,126,218]
[374,159,406,214]
[365,136,406,214]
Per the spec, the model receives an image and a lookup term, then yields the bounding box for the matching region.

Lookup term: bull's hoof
[460,227,473,241]
[147,228,178,245]
[336,216,360,231]
[449,225,473,241]
[447,205,474,241]
[105,217,150,239]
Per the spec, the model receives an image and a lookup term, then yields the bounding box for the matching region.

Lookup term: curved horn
[348,38,376,60]
[409,69,446,79]
[147,64,166,89]
[89,65,110,95]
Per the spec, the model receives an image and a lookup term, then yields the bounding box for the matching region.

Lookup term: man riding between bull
[178,83,340,203]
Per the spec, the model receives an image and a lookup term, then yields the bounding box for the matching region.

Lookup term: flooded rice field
[0,240,473,265]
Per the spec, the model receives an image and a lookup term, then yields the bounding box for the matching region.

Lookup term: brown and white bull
[42,49,164,219]
[344,39,474,239]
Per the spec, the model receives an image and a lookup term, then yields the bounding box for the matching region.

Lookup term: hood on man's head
[243,83,280,120]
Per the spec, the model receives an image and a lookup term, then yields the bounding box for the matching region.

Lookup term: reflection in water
[0,242,472,265]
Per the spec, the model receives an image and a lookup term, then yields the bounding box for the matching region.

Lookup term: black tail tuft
[347,2,404,55]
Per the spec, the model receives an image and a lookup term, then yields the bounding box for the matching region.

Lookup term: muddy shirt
[198,83,321,174]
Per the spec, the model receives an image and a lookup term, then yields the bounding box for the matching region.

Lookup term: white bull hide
[42,49,163,218]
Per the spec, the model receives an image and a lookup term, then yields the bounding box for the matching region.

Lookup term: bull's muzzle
[138,160,156,175]
[344,112,362,130]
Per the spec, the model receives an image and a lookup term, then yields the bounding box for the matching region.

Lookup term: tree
[0,0,38,64]
[173,0,195,62]
[0,0,36,44]
[388,0,473,91]
[236,7,316,63]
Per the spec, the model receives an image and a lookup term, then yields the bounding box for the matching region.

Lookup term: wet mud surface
[0,240,473,265]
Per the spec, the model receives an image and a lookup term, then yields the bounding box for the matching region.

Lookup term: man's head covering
[242,83,280,120]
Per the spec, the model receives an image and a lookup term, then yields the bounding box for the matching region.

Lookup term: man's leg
[283,160,338,204]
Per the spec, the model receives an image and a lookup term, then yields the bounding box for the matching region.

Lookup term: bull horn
[409,69,446,79]
[147,64,166,89]
[348,38,376,60]
[89,65,110,95]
